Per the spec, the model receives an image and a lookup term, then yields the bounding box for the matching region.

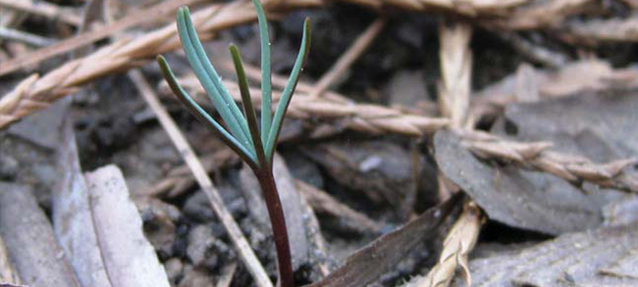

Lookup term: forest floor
[1,0,638,286]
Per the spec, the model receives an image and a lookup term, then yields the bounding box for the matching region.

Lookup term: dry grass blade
[0,1,227,129]
[495,31,568,68]
[408,201,483,287]
[128,69,274,287]
[459,129,638,193]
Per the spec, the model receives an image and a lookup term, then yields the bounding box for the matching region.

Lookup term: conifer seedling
[157,1,310,286]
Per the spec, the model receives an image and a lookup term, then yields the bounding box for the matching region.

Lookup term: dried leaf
[435,130,621,235]
[52,119,111,287]
[0,183,81,287]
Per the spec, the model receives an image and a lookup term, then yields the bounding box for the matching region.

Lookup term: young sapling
[156,1,310,287]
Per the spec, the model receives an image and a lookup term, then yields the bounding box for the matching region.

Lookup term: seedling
[156,1,310,286]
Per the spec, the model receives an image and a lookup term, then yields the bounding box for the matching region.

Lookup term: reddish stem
[255,165,294,287]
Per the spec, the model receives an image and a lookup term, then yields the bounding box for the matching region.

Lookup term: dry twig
[128,69,273,287]
[458,129,638,193]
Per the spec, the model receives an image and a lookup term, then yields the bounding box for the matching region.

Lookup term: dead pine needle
[308,18,386,98]
[438,21,472,130]
[417,201,483,287]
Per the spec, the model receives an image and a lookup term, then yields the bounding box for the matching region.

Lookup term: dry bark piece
[304,194,462,287]
[0,183,81,287]
[450,221,638,287]
[84,165,171,287]
[434,130,621,235]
